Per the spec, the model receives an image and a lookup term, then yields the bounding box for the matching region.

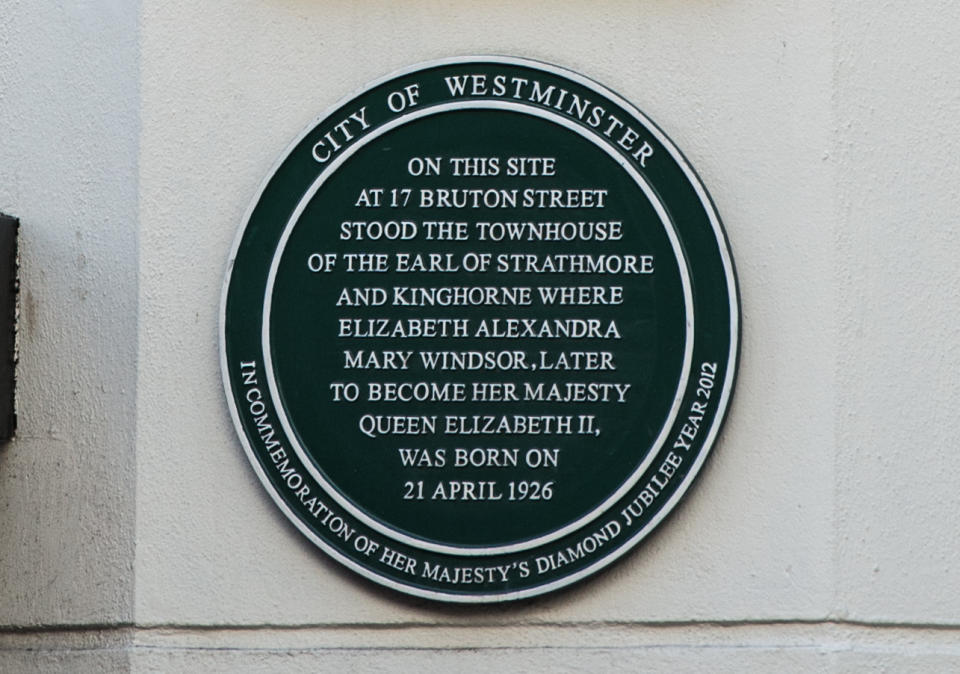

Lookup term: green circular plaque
[221,56,739,602]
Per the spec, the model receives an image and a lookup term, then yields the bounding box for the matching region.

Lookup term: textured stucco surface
[833,0,960,624]
[2,0,960,670]
[0,0,139,625]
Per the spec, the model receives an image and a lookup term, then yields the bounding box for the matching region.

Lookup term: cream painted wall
[3,0,960,670]
[135,0,835,625]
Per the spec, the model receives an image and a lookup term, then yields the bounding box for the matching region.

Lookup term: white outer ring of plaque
[259,100,694,556]
[220,54,740,601]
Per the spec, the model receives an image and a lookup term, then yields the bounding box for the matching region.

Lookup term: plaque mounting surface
[221,56,739,602]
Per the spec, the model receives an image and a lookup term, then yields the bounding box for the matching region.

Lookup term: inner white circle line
[260,100,694,557]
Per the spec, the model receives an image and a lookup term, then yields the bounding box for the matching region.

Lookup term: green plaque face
[221,56,739,602]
